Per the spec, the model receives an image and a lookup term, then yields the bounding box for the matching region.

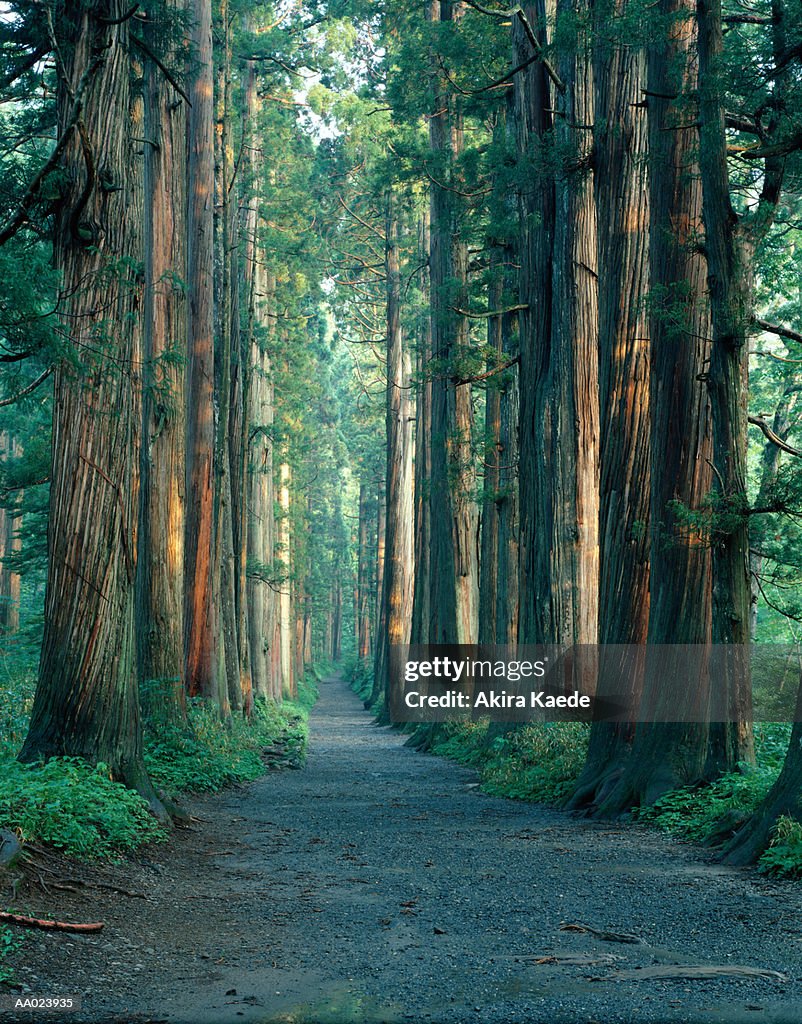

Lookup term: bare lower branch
[131,35,192,108]
[748,415,802,457]
[451,303,527,319]
[462,0,565,93]
[454,355,520,386]
[754,317,802,345]
[0,366,53,407]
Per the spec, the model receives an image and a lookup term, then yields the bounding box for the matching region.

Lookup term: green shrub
[349,659,374,702]
[634,770,770,842]
[144,693,308,796]
[759,816,802,878]
[431,721,490,766]
[0,671,35,762]
[0,758,167,859]
[479,723,588,804]
[295,669,320,713]
[426,718,588,805]
[633,724,792,843]
[0,669,319,858]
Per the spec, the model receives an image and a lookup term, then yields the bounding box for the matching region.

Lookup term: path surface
[6,674,802,1024]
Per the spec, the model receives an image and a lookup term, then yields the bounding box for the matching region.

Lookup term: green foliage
[0,666,318,863]
[0,758,167,860]
[0,924,21,984]
[430,720,491,767]
[759,816,802,878]
[477,724,589,805]
[0,670,34,762]
[423,718,588,805]
[633,723,792,845]
[634,769,771,843]
[144,694,309,797]
[295,668,321,713]
[349,658,374,703]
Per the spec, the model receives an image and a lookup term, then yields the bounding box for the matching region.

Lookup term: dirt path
[5,674,802,1023]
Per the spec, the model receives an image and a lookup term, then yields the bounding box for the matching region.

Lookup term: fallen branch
[0,910,104,933]
[605,964,787,982]
[527,952,624,966]
[560,921,645,945]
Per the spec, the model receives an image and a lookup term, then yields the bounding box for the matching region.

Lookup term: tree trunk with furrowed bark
[137,0,188,725]
[20,0,164,814]
[568,0,650,810]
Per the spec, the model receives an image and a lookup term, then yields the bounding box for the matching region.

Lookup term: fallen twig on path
[604,965,787,982]
[560,921,645,944]
[527,952,624,966]
[0,910,104,933]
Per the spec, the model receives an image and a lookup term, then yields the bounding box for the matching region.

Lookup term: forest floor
[2,673,802,1024]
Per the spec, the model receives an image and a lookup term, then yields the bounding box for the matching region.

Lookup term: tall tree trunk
[696,0,787,772]
[427,0,479,646]
[357,481,373,660]
[374,476,386,651]
[568,0,650,809]
[749,391,797,639]
[229,57,250,716]
[185,0,218,704]
[20,1,163,813]
[410,212,432,647]
[278,460,293,697]
[515,0,599,648]
[597,0,714,814]
[214,0,238,716]
[496,349,519,645]
[496,94,520,647]
[479,270,503,646]
[137,2,187,724]
[247,259,276,701]
[0,433,21,636]
[371,193,414,711]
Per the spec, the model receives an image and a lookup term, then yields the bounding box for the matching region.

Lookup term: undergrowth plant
[760,816,802,878]
[0,758,167,859]
[630,724,799,874]
[0,925,19,984]
[427,720,588,805]
[0,665,320,981]
[0,669,320,857]
[144,695,307,796]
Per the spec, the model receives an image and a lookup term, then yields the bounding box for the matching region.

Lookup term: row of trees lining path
[7,674,802,1024]
[0,0,802,862]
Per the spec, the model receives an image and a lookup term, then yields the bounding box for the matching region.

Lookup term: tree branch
[0,48,103,248]
[754,317,802,346]
[452,303,528,319]
[462,0,565,93]
[131,34,192,108]
[748,415,802,458]
[454,355,520,386]
[0,366,53,407]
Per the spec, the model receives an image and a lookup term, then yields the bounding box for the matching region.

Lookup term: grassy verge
[348,659,801,877]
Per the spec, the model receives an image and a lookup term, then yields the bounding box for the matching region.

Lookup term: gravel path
[5,673,802,1023]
